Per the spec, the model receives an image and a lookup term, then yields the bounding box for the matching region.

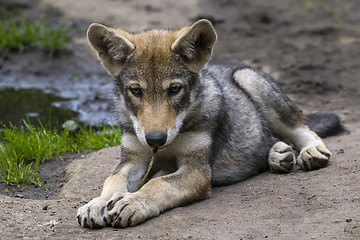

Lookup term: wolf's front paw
[297,144,331,171]
[107,193,158,228]
[269,141,296,173]
[77,197,110,229]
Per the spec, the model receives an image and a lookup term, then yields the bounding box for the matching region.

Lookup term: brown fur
[114,28,188,59]
[138,100,176,135]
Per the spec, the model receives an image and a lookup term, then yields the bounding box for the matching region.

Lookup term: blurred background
[1,0,359,127]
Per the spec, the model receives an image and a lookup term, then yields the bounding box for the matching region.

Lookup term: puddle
[0,42,115,127]
[0,87,79,127]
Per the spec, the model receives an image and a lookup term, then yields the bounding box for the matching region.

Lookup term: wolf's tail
[306,113,344,138]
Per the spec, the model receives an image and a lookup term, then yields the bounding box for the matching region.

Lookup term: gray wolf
[77,19,336,228]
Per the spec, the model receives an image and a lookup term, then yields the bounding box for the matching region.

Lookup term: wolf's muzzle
[145,132,167,149]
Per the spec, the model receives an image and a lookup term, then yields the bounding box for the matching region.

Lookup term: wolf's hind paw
[297,144,331,171]
[268,141,296,173]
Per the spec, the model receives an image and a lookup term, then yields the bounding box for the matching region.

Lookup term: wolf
[77,19,336,228]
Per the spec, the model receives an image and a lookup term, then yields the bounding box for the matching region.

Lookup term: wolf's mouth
[152,145,166,151]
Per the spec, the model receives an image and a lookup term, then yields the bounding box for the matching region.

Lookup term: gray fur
[306,113,344,138]
[194,63,277,185]
[112,61,285,185]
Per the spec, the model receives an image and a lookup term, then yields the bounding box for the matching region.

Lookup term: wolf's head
[87,19,217,150]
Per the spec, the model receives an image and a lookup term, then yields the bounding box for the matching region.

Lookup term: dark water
[0,88,79,127]
[0,45,114,128]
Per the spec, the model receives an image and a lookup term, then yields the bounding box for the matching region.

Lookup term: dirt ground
[1,0,360,239]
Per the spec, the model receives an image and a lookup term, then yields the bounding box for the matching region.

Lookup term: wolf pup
[77,19,332,228]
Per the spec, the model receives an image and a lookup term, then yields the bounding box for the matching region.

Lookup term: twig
[136,148,157,191]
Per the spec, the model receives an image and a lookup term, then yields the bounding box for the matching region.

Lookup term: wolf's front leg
[77,142,149,229]
[107,150,211,228]
[76,173,127,228]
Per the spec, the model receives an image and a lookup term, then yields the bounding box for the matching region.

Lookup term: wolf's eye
[169,84,182,96]
[129,85,142,97]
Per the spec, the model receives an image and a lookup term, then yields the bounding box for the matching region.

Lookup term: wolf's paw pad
[77,198,109,229]
[269,142,295,173]
[107,193,152,228]
[297,144,331,171]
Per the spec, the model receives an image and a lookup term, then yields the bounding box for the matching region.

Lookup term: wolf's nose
[145,132,167,149]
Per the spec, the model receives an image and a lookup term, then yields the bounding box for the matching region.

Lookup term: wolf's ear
[171,19,217,72]
[87,23,135,76]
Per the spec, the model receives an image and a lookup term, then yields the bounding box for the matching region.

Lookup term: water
[0,46,115,128]
[0,88,79,127]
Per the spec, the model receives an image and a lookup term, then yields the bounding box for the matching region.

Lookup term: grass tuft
[0,120,121,187]
[0,9,71,57]
[299,0,314,10]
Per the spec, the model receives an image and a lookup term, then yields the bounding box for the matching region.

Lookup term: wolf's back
[203,62,344,139]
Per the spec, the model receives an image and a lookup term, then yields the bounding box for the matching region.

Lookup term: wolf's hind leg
[289,127,331,170]
[233,68,331,171]
[297,144,331,170]
[268,141,295,173]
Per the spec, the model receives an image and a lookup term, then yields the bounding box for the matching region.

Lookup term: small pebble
[46,219,58,228]
[337,149,344,154]
[63,120,78,132]
[14,193,24,199]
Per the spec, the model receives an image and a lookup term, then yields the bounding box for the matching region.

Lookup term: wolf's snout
[145,132,167,149]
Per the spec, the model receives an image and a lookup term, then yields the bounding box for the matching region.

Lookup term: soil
[1,0,360,239]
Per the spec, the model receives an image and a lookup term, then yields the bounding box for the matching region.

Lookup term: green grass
[0,9,71,57]
[298,0,346,24]
[0,120,121,187]
[300,0,314,10]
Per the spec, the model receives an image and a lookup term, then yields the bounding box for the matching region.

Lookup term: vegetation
[298,0,345,24]
[299,0,314,10]
[0,9,71,57]
[0,120,121,187]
